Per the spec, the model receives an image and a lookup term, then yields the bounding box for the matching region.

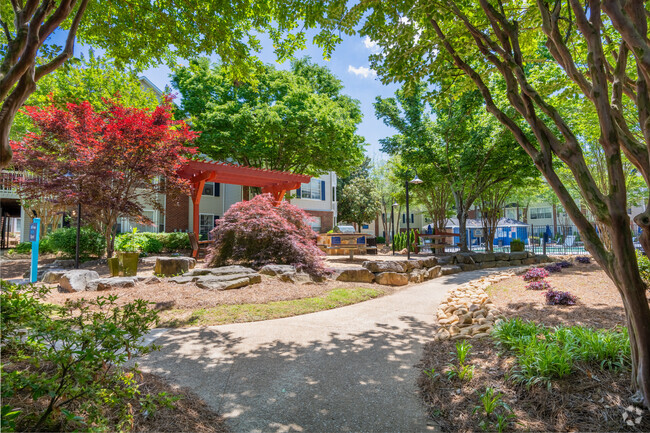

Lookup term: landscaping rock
[362,261,406,273]
[494,260,510,268]
[259,264,297,276]
[522,257,536,265]
[58,270,100,292]
[375,272,409,286]
[402,260,421,272]
[186,265,258,277]
[197,277,251,291]
[459,263,479,272]
[408,269,427,283]
[154,257,196,276]
[455,253,476,264]
[86,277,137,291]
[509,259,522,266]
[278,272,312,284]
[41,270,66,284]
[335,268,375,283]
[436,256,454,265]
[53,259,76,268]
[509,251,528,260]
[494,252,509,261]
[169,276,194,284]
[440,265,462,275]
[418,257,438,267]
[427,266,441,279]
[144,276,161,284]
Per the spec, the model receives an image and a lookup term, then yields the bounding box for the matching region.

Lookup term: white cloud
[363,36,380,53]
[348,65,377,79]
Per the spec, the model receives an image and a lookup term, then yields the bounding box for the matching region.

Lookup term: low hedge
[114,232,191,254]
[8,228,102,258]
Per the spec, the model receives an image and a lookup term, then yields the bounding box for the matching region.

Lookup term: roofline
[138,76,164,99]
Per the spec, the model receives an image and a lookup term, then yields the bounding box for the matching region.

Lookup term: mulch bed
[6,370,228,432]
[418,338,650,432]
[418,260,650,432]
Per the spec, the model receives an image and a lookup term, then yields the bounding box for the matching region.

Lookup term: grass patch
[492,318,631,389]
[160,287,383,327]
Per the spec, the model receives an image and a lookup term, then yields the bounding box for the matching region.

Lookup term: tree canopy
[171,57,365,177]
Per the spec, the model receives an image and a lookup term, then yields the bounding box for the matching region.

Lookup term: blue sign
[29,222,38,242]
[30,218,40,283]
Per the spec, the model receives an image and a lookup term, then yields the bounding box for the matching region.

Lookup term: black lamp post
[405,173,423,260]
[391,200,398,256]
[64,172,81,269]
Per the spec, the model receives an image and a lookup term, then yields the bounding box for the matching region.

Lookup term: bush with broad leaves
[544,263,563,273]
[205,193,328,276]
[526,281,551,291]
[545,289,577,306]
[522,268,549,282]
[556,260,573,268]
[575,256,591,264]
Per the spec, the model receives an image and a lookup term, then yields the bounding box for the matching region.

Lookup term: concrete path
[137,269,495,433]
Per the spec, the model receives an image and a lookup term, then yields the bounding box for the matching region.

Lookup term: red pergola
[177,160,310,242]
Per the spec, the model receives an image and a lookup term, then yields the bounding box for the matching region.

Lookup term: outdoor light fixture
[391,200,398,256]
[405,170,423,260]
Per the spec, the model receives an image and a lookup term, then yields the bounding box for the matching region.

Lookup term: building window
[307,216,322,232]
[199,214,218,236]
[202,182,220,197]
[300,179,322,200]
[530,207,552,220]
[332,186,336,202]
[362,224,369,229]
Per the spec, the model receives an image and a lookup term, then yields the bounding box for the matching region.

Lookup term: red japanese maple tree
[10,97,198,257]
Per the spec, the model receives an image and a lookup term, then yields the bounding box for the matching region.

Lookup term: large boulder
[375,272,409,286]
[362,261,406,273]
[440,265,462,275]
[335,268,375,283]
[494,260,510,268]
[509,251,528,261]
[459,263,479,272]
[194,273,261,290]
[86,277,138,291]
[408,269,427,283]
[455,253,476,264]
[154,257,196,276]
[418,257,438,267]
[436,256,454,265]
[58,270,100,292]
[402,260,422,272]
[259,264,296,276]
[494,252,509,261]
[427,266,442,279]
[52,259,76,268]
[41,270,67,284]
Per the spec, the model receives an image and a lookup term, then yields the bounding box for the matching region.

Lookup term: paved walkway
[137,269,495,432]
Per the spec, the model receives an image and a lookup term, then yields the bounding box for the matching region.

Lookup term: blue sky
[73,33,399,159]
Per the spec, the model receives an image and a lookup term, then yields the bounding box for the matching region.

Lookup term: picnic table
[416,231,460,254]
[325,234,368,259]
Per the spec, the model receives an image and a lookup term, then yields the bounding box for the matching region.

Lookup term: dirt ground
[486,260,650,329]
[419,260,650,432]
[0,254,400,309]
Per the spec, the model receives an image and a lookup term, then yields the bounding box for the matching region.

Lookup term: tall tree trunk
[552,204,557,236]
[452,190,468,251]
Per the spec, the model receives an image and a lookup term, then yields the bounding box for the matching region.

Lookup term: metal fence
[426,224,596,255]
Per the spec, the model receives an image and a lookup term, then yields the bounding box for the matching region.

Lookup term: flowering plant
[556,260,573,268]
[205,193,328,276]
[544,263,563,273]
[526,280,551,291]
[576,256,591,264]
[523,268,549,282]
[545,289,577,305]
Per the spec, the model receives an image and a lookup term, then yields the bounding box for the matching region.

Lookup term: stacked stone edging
[353,252,551,286]
[434,270,524,340]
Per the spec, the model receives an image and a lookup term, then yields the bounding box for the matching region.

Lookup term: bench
[188,232,211,259]
[328,235,367,259]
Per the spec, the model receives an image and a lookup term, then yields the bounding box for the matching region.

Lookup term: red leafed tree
[206,193,327,277]
[10,97,197,257]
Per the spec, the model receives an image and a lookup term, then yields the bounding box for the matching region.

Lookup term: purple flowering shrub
[556,260,573,268]
[523,268,549,282]
[526,280,551,291]
[545,289,577,305]
[544,263,563,273]
[205,193,327,276]
[576,256,591,264]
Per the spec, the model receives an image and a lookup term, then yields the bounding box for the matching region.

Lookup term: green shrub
[0,281,160,431]
[8,238,55,255]
[48,227,106,259]
[510,238,525,252]
[376,236,386,244]
[114,232,190,254]
[636,250,650,286]
[393,229,417,251]
[492,319,630,389]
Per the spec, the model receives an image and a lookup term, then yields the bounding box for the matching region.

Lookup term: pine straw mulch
[6,370,228,433]
[418,337,650,433]
[418,260,650,432]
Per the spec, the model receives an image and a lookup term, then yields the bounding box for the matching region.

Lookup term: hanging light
[392,201,399,207]
[410,174,423,184]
